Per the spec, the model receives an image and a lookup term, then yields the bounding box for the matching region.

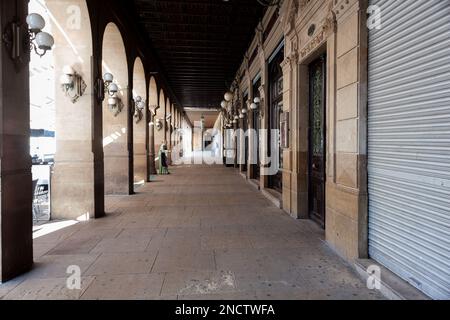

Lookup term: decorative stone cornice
[281,0,299,34]
[280,51,299,70]
[298,12,336,60]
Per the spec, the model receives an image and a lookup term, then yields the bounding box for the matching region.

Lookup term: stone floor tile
[3,164,385,300]
[3,277,95,300]
[84,252,158,276]
[80,274,165,300]
[90,236,152,253]
[161,270,239,296]
[25,254,100,280]
[152,249,215,273]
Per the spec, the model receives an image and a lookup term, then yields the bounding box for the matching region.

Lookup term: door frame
[308,54,327,229]
[268,47,284,193]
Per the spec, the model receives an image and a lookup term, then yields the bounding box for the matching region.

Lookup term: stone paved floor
[0,165,384,300]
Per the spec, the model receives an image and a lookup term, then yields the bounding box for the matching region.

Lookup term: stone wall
[235,0,369,262]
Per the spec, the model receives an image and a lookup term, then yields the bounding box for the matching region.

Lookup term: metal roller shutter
[368,0,450,299]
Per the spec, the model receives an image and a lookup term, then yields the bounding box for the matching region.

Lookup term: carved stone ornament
[299,12,336,59]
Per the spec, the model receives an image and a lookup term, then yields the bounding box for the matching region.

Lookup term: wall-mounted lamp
[60,65,86,104]
[156,118,163,131]
[224,91,234,102]
[108,96,122,117]
[221,100,228,109]
[250,96,261,110]
[149,105,159,116]
[103,73,116,95]
[133,96,146,123]
[102,73,122,116]
[2,13,55,69]
[27,13,55,58]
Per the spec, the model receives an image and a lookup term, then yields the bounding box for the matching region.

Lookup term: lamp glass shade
[242,108,247,114]
[224,92,233,102]
[254,97,261,104]
[26,13,45,32]
[63,65,75,75]
[108,83,119,94]
[59,74,72,86]
[221,101,227,109]
[250,103,258,110]
[234,115,239,120]
[103,73,114,82]
[108,97,117,106]
[36,32,54,50]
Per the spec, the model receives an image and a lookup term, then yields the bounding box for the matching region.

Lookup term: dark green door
[309,55,326,228]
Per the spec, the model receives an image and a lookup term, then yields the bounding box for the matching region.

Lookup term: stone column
[248,106,255,178]
[291,62,309,220]
[233,121,239,169]
[325,0,369,260]
[280,52,296,215]
[48,0,97,220]
[0,0,33,282]
[237,117,243,172]
[167,103,173,165]
[154,93,166,171]
[148,106,159,176]
[258,47,270,189]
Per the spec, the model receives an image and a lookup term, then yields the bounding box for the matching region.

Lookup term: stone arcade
[0,0,448,300]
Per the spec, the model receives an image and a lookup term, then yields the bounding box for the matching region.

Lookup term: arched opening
[28,0,95,223]
[132,57,146,188]
[102,22,130,195]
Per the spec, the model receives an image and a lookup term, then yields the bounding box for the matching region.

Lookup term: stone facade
[233,0,369,262]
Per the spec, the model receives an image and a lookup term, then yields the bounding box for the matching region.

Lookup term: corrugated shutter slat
[368,0,450,300]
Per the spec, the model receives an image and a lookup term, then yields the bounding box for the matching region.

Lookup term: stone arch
[132,57,147,186]
[102,22,130,195]
[42,0,96,220]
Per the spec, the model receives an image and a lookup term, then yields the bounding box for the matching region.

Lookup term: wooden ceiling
[132,0,265,109]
